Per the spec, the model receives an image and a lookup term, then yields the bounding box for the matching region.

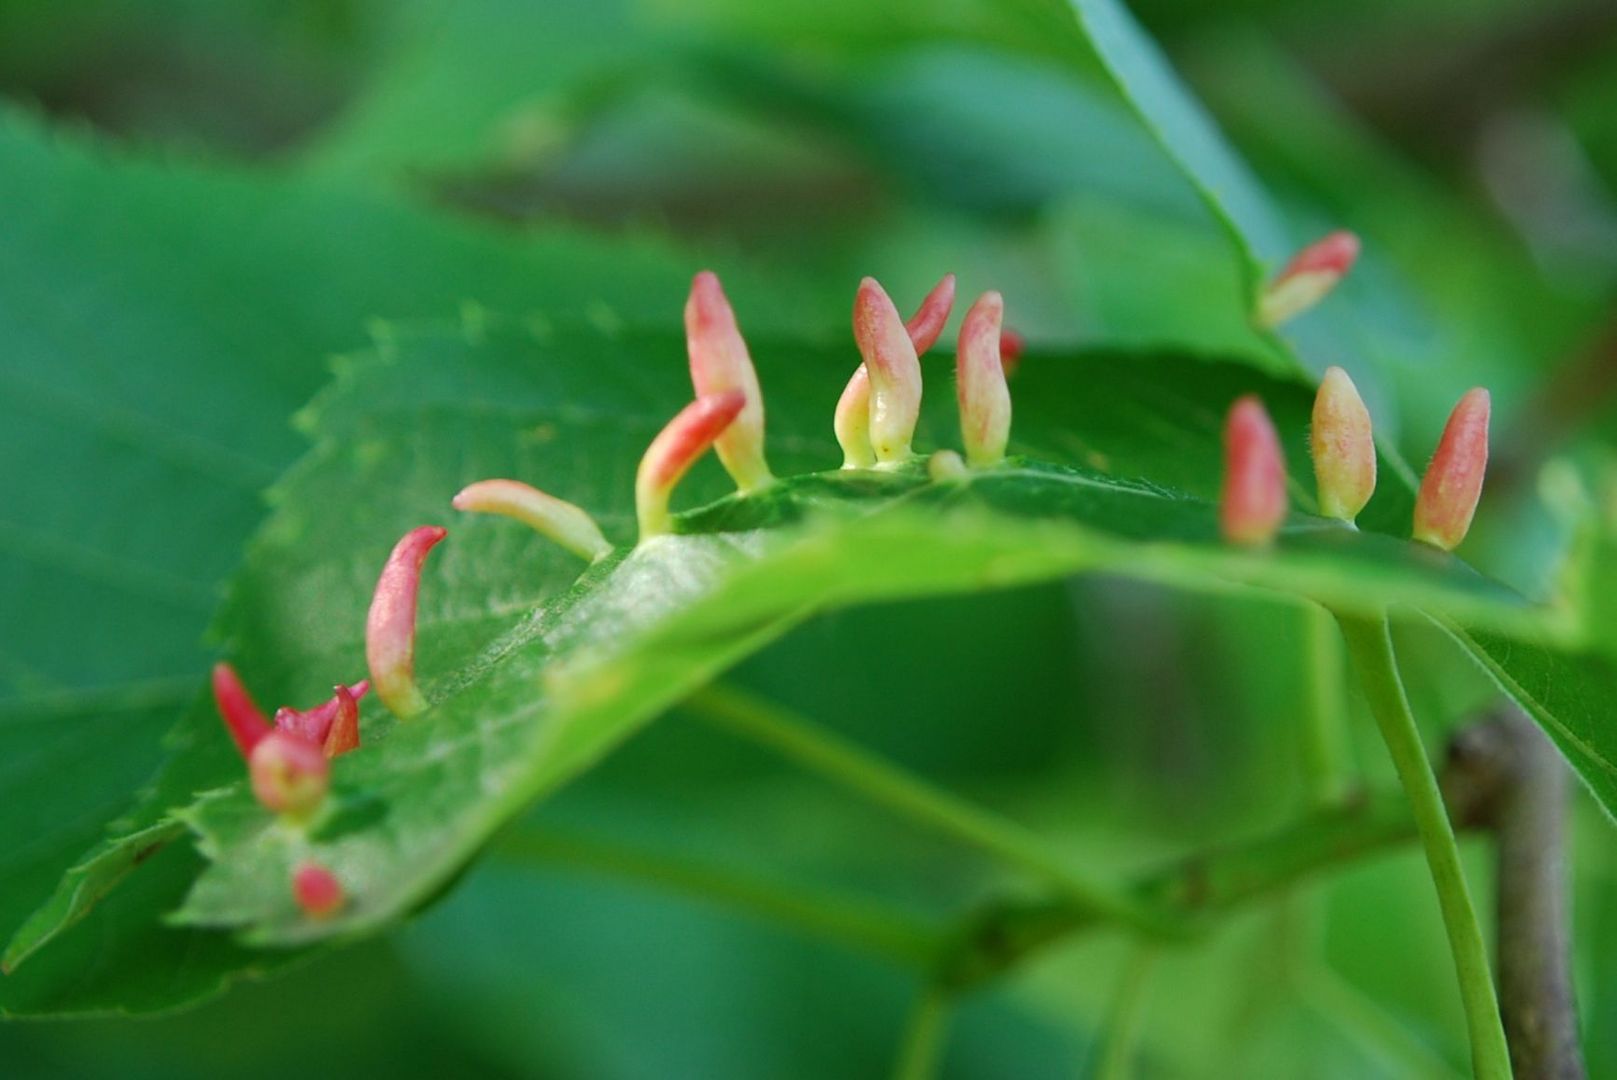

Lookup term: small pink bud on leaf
[212,662,271,759]
[956,291,1012,467]
[1257,230,1360,327]
[1220,396,1288,546]
[927,449,968,482]
[1413,388,1490,551]
[366,526,447,719]
[835,276,957,470]
[636,391,746,539]
[292,861,345,919]
[273,680,369,754]
[249,731,329,819]
[853,277,923,465]
[1310,366,1376,522]
[452,479,612,562]
[686,271,772,492]
[904,273,956,355]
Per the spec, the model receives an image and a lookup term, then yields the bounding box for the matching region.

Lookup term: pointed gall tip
[212,662,271,759]
[686,270,770,491]
[292,861,346,919]
[905,273,957,355]
[322,684,361,757]
[249,731,329,819]
[453,478,612,562]
[687,269,729,317]
[1220,395,1288,546]
[1258,230,1361,327]
[273,679,369,751]
[1413,388,1490,551]
[636,391,747,539]
[834,365,876,469]
[853,277,923,464]
[957,291,1011,468]
[1311,366,1376,523]
[366,526,447,719]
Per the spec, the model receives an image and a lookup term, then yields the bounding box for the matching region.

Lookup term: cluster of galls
[1224,232,1489,549]
[211,232,1487,920]
[211,269,1021,917]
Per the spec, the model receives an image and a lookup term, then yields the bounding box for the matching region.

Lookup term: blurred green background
[0,0,1614,1076]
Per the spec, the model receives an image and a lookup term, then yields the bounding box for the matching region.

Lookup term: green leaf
[146,318,1545,951]
[0,105,757,978]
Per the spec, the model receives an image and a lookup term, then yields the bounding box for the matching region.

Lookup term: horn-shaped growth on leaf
[636,391,746,539]
[273,680,369,754]
[1413,388,1490,551]
[453,479,612,562]
[366,526,447,719]
[853,277,923,465]
[1220,395,1288,546]
[834,366,877,470]
[686,271,772,492]
[957,291,1012,467]
[903,273,956,354]
[212,662,271,758]
[836,275,956,469]
[1310,366,1377,523]
[292,861,345,919]
[249,731,329,820]
[1257,230,1361,327]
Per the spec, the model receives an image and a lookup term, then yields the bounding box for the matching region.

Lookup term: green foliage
[1,0,1615,1075]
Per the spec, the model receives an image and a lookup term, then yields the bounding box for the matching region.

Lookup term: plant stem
[1334,612,1512,1080]
[686,683,1177,938]
[1301,603,1354,808]
[891,983,952,1080]
[1093,945,1158,1080]
[492,825,945,970]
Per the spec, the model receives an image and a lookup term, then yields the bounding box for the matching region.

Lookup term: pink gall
[1220,396,1289,546]
[249,731,329,820]
[685,271,772,492]
[212,662,271,758]
[1258,230,1360,327]
[636,391,746,539]
[1413,388,1490,551]
[956,291,1012,467]
[292,861,345,919]
[452,478,611,562]
[1310,366,1376,523]
[852,277,923,465]
[366,526,447,719]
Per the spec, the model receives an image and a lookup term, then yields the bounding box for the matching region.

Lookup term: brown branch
[1447,714,1586,1079]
